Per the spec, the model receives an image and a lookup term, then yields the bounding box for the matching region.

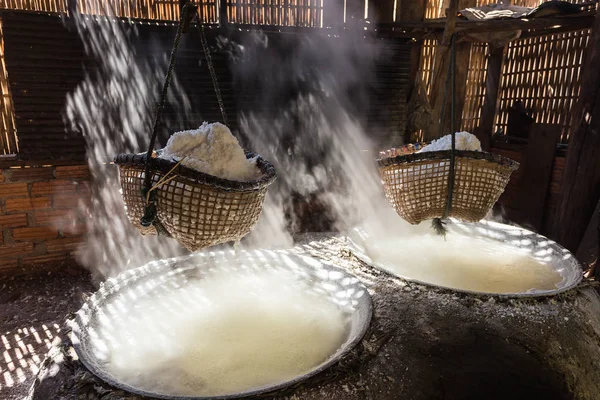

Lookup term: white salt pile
[93,268,349,397]
[419,131,482,153]
[160,122,260,182]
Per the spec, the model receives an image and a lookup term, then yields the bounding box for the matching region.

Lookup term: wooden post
[400,0,427,107]
[370,0,395,23]
[477,45,505,147]
[554,12,600,253]
[67,0,78,17]
[219,0,228,26]
[427,0,477,141]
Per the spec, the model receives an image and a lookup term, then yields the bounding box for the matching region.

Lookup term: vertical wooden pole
[370,0,394,23]
[67,0,78,17]
[428,0,478,141]
[477,45,505,150]
[400,0,427,98]
[554,12,600,253]
[220,0,228,26]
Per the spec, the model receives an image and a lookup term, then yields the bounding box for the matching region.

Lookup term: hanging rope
[141,1,197,229]
[197,24,229,127]
[445,34,457,219]
[432,33,457,237]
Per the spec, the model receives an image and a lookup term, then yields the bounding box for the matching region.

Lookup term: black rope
[432,33,457,236]
[197,24,229,127]
[141,2,196,228]
[444,34,457,220]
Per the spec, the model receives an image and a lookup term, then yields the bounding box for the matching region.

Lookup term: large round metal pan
[346,219,583,298]
[68,249,372,399]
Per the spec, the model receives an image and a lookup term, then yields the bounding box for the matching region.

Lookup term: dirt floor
[0,268,95,400]
[21,238,600,400]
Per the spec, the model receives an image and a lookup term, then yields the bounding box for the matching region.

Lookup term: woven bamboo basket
[378,143,519,225]
[114,152,276,251]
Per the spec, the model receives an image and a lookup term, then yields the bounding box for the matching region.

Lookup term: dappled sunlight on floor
[0,324,61,394]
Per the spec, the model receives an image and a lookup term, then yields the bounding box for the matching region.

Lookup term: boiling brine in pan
[92,268,350,396]
[365,233,562,294]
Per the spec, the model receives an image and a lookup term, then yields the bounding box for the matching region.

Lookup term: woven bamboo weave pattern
[378,147,518,225]
[115,153,276,251]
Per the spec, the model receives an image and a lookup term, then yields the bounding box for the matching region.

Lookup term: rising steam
[65,2,413,279]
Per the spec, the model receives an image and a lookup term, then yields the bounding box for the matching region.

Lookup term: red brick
[31,180,78,196]
[9,167,54,182]
[53,194,87,209]
[77,181,92,195]
[46,236,84,253]
[0,183,28,198]
[0,257,19,270]
[0,213,28,228]
[62,224,87,236]
[5,197,51,212]
[0,242,34,257]
[12,226,59,241]
[22,253,67,266]
[55,165,90,181]
[35,209,74,226]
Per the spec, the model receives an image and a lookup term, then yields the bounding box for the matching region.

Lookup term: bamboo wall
[0,0,325,25]
[460,42,487,134]
[494,29,590,142]
[0,19,17,155]
[418,0,592,144]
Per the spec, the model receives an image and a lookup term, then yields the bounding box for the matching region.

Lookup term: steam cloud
[65,2,409,279]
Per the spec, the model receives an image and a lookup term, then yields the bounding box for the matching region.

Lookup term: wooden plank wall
[493,144,566,235]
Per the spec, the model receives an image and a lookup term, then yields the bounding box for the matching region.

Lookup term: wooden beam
[400,0,427,137]
[478,45,504,145]
[370,0,395,23]
[554,11,600,253]
[427,0,477,141]
[441,0,460,46]
[374,10,595,39]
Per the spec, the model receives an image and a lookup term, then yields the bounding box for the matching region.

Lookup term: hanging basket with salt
[114,2,276,251]
[378,142,518,225]
[115,150,276,251]
[379,34,519,233]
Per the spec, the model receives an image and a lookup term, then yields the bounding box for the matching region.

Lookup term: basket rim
[114,151,277,191]
[377,147,520,170]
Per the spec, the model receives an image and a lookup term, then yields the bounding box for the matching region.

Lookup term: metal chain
[197,24,229,127]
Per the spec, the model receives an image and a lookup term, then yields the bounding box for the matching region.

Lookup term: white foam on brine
[92,267,350,396]
[355,223,562,294]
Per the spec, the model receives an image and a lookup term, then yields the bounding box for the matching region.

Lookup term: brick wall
[0,164,91,274]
